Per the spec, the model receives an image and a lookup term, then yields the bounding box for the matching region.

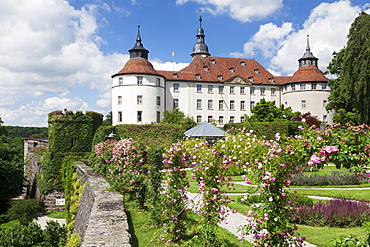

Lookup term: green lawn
[289,188,370,201]
[46,211,67,219]
[0,220,19,229]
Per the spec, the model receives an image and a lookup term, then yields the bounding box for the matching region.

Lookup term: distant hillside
[5,126,48,139]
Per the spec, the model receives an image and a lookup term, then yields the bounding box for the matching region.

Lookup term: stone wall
[74,163,132,247]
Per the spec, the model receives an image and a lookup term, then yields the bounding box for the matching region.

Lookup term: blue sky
[0,0,369,126]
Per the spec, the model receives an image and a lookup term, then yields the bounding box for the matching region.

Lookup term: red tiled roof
[288,66,328,83]
[112,58,162,77]
[158,56,279,85]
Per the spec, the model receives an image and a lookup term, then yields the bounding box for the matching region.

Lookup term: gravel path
[34,215,66,230]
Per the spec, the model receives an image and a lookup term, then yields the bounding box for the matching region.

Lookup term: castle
[112,18,333,126]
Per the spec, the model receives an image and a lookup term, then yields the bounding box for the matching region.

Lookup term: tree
[245,98,299,122]
[293,112,322,126]
[0,116,7,136]
[6,199,41,225]
[162,109,196,130]
[326,12,370,124]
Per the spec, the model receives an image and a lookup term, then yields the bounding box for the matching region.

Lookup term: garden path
[187,192,317,247]
[34,215,66,230]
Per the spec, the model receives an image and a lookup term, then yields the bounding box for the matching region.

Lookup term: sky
[0,0,369,127]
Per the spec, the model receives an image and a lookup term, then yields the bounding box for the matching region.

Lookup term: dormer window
[211,59,216,64]
[217,75,223,80]
[254,69,259,74]
[203,66,209,71]
[173,73,178,78]
[229,68,235,72]
[269,78,274,82]
[240,61,246,66]
[196,74,201,79]
[248,77,254,82]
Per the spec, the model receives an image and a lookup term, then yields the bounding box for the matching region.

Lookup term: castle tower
[111,26,165,125]
[281,35,333,123]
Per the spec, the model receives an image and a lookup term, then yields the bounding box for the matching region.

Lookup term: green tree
[6,199,41,225]
[245,98,299,122]
[0,116,8,136]
[0,136,24,213]
[326,12,370,124]
[162,109,196,130]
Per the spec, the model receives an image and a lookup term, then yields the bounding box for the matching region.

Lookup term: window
[254,69,259,74]
[218,75,223,80]
[300,83,306,90]
[251,101,255,109]
[271,88,276,95]
[208,85,213,93]
[301,100,306,108]
[230,86,235,94]
[156,78,160,87]
[203,66,209,71]
[156,96,160,106]
[322,83,327,90]
[219,86,224,93]
[137,76,143,85]
[118,111,122,123]
[241,101,245,110]
[219,116,224,124]
[240,116,245,122]
[240,87,245,94]
[229,68,235,72]
[323,100,327,108]
[137,111,142,122]
[250,87,255,94]
[323,115,327,122]
[119,77,123,85]
[311,83,317,90]
[248,77,254,82]
[230,100,235,110]
[197,84,202,92]
[196,74,201,79]
[118,96,122,105]
[173,73,178,78]
[241,61,246,66]
[230,116,235,123]
[208,100,213,110]
[173,99,179,109]
[291,84,296,91]
[156,111,160,123]
[219,100,224,110]
[269,78,275,82]
[260,87,265,95]
[211,59,216,64]
[208,116,213,123]
[197,115,202,123]
[137,95,143,105]
[197,99,202,109]
[173,83,179,92]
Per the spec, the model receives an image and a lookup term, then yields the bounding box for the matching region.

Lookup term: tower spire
[191,14,210,58]
[298,34,318,68]
[129,25,149,59]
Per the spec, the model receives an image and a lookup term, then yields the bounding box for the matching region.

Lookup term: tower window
[137,111,142,122]
[118,96,122,105]
[300,83,306,90]
[156,111,160,123]
[156,78,160,87]
[173,99,179,109]
[156,96,160,106]
[119,77,123,85]
[137,76,143,85]
[323,100,327,108]
[291,84,296,91]
[322,83,327,90]
[311,83,317,90]
[137,95,143,105]
[118,111,122,123]
[301,100,306,108]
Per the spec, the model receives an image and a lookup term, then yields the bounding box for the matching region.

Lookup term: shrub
[292,198,370,227]
[6,199,41,225]
[291,172,368,186]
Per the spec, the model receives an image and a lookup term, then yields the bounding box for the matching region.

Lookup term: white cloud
[0,97,89,127]
[233,0,362,75]
[151,60,189,71]
[176,0,283,22]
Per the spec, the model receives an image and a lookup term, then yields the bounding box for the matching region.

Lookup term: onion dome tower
[191,16,210,58]
[298,35,318,68]
[111,25,165,125]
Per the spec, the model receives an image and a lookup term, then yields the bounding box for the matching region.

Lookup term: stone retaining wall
[74,163,132,247]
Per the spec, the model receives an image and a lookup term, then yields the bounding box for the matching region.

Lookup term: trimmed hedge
[223,121,301,139]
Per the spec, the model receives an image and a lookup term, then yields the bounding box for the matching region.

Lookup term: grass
[46,211,67,219]
[296,224,368,247]
[124,197,252,247]
[0,220,19,229]
[289,188,370,201]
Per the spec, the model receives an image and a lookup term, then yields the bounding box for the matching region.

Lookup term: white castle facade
[112,20,333,127]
